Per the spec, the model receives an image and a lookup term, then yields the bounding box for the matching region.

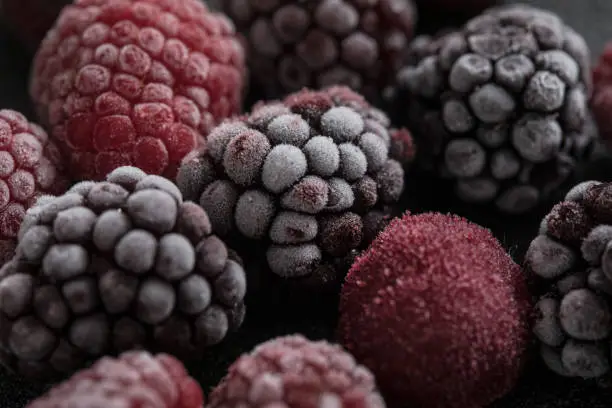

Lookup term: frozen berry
[30,0,246,181]
[0,166,246,380]
[24,350,204,408]
[338,212,530,407]
[176,86,410,292]
[0,109,68,267]
[209,0,416,102]
[389,4,593,213]
[0,0,69,50]
[525,180,612,380]
[208,334,385,408]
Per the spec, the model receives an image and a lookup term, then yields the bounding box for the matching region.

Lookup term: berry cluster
[2,1,612,408]
[0,166,246,380]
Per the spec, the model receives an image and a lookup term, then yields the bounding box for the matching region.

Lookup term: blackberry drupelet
[177,86,411,294]
[0,166,246,380]
[526,180,612,380]
[30,0,246,180]
[389,4,593,213]
[209,0,416,102]
[25,350,204,408]
[208,334,385,408]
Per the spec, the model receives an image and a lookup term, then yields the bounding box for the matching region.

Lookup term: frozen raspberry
[525,180,612,380]
[0,0,70,50]
[25,350,204,408]
[389,4,594,214]
[592,42,612,146]
[338,212,530,407]
[176,86,409,294]
[208,334,385,408]
[30,0,246,181]
[209,0,416,102]
[0,109,68,267]
[0,166,246,380]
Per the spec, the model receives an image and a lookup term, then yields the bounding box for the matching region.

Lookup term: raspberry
[25,350,204,408]
[526,180,612,380]
[209,0,416,102]
[176,86,410,294]
[30,0,246,181]
[388,4,594,213]
[592,42,612,146]
[208,334,385,408]
[0,0,70,50]
[0,166,246,380]
[0,109,68,267]
[338,212,530,407]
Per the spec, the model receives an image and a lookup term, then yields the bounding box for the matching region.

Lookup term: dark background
[2,0,612,407]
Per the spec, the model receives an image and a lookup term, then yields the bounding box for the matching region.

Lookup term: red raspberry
[30,0,246,181]
[0,109,68,266]
[593,42,612,145]
[25,351,204,408]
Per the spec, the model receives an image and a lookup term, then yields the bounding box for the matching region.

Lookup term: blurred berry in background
[208,0,416,103]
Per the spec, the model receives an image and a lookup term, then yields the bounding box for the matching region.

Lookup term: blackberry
[208,334,385,408]
[209,0,416,102]
[177,86,410,293]
[25,350,204,408]
[526,180,612,380]
[0,166,246,380]
[389,4,593,214]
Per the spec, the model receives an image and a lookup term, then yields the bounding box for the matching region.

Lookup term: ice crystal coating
[177,86,409,290]
[209,0,416,101]
[208,334,385,408]
[0,109,68,267]
[338,212,530,407]
[25,350,204,408]
[0,166,246,380]
[390,4,593,213]
[29,0,246,181]
[523,180,612,379]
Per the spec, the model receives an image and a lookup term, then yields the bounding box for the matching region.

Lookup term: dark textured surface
[2,0,612,407]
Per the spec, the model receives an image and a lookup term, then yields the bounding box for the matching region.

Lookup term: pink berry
[0,109,68,266]
[30,0,246,181]
[25,350,205,408]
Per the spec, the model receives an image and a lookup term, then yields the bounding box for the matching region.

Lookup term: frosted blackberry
[25,350,204,408]
[389,4,594,214]
[0,166,246,380]
[177,86,411,291]
[208,0,416,101]
[525,180,612,380]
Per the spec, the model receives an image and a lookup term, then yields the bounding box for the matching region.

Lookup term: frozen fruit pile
[2,1,612,408]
